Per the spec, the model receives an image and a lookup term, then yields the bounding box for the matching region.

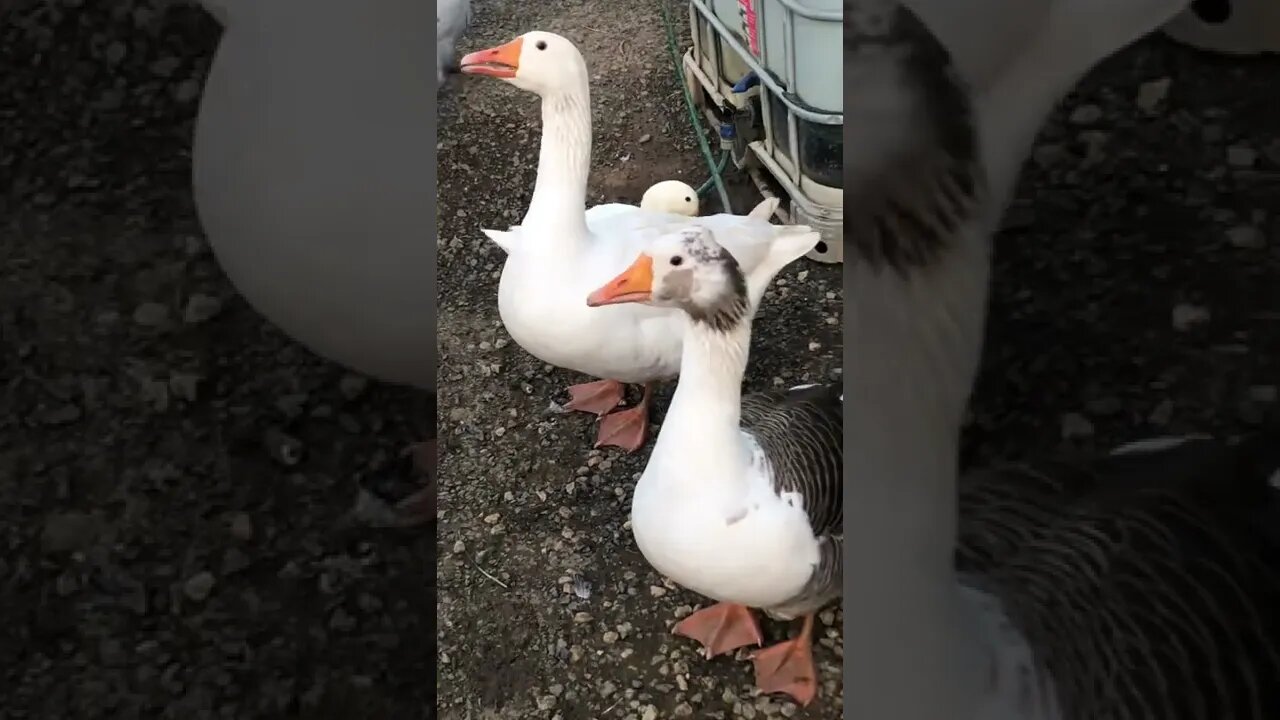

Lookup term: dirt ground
[436,5,1280,720]
[434,2,843,719]
[2,0,1279,718]
[1,2,432,718]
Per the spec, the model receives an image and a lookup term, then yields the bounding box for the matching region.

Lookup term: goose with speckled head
[587,224,842,707]
[846,3,1280,720]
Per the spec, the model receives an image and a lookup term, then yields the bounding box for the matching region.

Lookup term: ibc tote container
[684,0,843,262]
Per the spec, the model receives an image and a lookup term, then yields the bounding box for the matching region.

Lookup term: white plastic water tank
[706,0,842,113]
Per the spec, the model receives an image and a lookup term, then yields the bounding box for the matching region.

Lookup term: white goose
[845,4,1280,719]
[437,0,471,89]
[481,179,707,254]
[459,31,817,452]
[586,226,842,707]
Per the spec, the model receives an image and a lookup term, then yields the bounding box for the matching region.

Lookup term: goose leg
[563,379,625,416]
[594,382,653,452]
[750,613,818,707]
[672,601,764,659]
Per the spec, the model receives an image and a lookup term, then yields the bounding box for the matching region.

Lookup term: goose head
[640,180,700,217]
[586,227,750,331]
[459,31,588,96]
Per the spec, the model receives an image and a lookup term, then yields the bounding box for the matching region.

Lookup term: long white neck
[657,317,754,485]
[846,221,993,720]
[523,86,592,245]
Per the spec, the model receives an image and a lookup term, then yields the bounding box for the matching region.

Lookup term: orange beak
[586,254,655,307]
[459,36,523,78]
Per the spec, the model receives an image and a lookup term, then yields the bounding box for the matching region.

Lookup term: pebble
[182,294,223,324]
[1135,77,1170,113]
[1247,385,1277,404]
[183,571,216,602]
[1172,303,1210,331]
[132,302,170,327]
[228,512,254,541]
[1148,399,1175,427]
[339,374,369,400]
[1226,225,1266,249]
[1227,144,1257,168]
[1060,413,1094,440]
[1085,396,1123,417]
[41,512,103,554]
[1068,104,1102,125]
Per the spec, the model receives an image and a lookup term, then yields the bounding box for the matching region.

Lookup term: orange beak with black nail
[586,254,655,307]
[459,36,523,78]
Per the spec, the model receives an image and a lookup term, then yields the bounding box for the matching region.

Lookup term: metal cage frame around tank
[684,0,843,260]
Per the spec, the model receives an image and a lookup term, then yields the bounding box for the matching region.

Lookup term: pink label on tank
[738,0,760,56]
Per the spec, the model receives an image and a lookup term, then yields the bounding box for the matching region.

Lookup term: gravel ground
[436,5,1280,720]
[4,0,1280,718]
[1,2,433,718]
[434,2,842,719]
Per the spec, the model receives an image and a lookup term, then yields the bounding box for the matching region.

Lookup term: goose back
[741,381,844,616]
[958,433,1280,719]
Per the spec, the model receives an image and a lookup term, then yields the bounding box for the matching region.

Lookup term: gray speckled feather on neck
[844,0,985,274]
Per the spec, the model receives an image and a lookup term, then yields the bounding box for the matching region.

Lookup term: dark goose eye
[536,40,548,50]
[670,256,683,267]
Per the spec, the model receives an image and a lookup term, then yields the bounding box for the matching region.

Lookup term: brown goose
[845,3,1280,719]
[586,226,842,706]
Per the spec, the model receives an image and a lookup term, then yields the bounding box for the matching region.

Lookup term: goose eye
[536,40,548,50]
[670,256,683,267]
[684,196,692,202]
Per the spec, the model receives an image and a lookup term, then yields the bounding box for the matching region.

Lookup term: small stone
[174,79,201,103]
[132,302,170,327]
[1135,77,1170,113]
[263,429,304,466]
[229,512,254,541]
[1227,144,1257,168]
[649,585,667,597]
[183,571,216,602]
[536,695,557,710]
[220,548,251,575]
[1247,385,1277,404]
[41,512,102,554]
[602,630,619,644]
[641,706,658,720]
[1172,303,1210,331]
[168,373,201,402]
[150,57,181,77]
[1226,225,1266,249]
[1032,143,1066,169]
[339,374,369,400]
[673,702,694,717]
[638,133,652,144]
[182,294,222,324]
[1148,399,1175,427]
[330,607,357,632]
[1068,104,1102,125]
[1086,396,1123,417]
[105,41,127,64]
[483,512,501,524]
[1060,413,1094,440]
